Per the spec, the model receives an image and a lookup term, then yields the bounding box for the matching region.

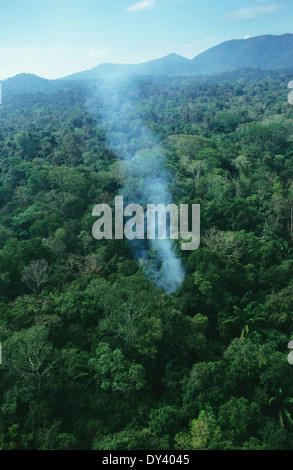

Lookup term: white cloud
[225,4,283,20]
[243,34,251,39]
[126,0,156,12]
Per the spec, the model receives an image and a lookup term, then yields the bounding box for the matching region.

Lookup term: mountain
[0,73,80,98]
[0,73,49,92]
[132,53,193,75]
[62,33,293,81]
[65,63,137,81]
[63,53,193,80]
[192,33,293,74]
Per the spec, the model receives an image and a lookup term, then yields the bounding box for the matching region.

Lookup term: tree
[2,326,58,407]
[175,408,225,450]
[218,397,261,446]
[88,342,146,394]
[21,259,49,294]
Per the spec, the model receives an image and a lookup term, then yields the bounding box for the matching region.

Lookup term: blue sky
[0,0,292,79]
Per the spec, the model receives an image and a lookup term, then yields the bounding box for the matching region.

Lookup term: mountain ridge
[62,33,293,80]
[1,33,293,85]
[191,33,293,74]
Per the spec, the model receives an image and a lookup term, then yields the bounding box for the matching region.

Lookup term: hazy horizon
[1,0,292,80]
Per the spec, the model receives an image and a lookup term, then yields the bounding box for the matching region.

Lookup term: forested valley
[0,68,293,450]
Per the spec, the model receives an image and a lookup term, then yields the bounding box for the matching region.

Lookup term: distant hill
[0,73,49,92]
[137,53,193,75]
[63,53,193,80]
[192,33,293,74]
[0,73,79,98]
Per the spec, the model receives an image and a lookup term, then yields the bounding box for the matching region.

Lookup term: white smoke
[87,77,185,293]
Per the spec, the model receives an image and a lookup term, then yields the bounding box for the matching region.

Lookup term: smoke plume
[87,77,185,293]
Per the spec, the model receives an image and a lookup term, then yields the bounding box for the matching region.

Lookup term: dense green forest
[0,68,293,450]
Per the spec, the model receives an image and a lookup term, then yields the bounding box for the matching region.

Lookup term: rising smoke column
[87,77,185,293]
